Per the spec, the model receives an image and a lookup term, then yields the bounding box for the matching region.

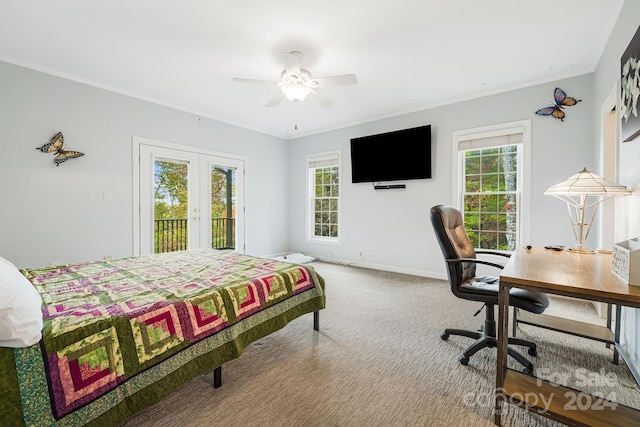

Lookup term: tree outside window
[312,165,339,239]
[462,145,518,251]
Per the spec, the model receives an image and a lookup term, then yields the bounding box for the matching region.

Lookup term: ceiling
[0,1,624,139]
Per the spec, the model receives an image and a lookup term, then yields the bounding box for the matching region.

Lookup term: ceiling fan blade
[311,74,358,87]
[282,51,302,77]
[265,92,285,107]
[233,77,280,85]
[309,88,333,108]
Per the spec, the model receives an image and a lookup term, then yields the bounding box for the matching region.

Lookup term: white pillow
[0,254,18,270]
[0,261,43,348]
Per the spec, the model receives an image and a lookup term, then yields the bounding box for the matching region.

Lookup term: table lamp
[544,167,631,253]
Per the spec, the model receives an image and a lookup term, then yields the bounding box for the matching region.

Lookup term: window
[452,121,531,251]
[463,145,519,250]
[307,150,341,244]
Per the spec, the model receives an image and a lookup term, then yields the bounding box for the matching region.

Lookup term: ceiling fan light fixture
[282,83,311,101]
[234,51,356,107]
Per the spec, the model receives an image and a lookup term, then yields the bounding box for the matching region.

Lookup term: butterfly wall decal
[535,87,581,121]
[36,132,84,166]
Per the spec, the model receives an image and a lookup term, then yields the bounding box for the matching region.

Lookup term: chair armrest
[446,257,505,270]
[475,249,511,258]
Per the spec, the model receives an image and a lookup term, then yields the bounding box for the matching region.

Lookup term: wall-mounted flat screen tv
[350,124,432,183]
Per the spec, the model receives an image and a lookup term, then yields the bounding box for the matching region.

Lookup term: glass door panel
[153,158,190,253]
[198,155,244,252]
[139,145,199,255]
[210,166,236,249]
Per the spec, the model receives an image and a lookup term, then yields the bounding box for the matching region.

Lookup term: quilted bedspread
[0,249,325,427]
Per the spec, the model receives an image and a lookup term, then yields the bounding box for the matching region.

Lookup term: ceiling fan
[233,51,357,108]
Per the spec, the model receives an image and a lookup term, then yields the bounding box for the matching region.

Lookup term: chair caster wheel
[522,368,533,376]
[440,333,449,340]
[459,356,469,365]
[528,347,537,357]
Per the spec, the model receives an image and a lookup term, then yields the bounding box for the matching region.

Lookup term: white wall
[287,74,595,278]
[594,0,640,238]
[0,61,289,268]
[592,0,640,376]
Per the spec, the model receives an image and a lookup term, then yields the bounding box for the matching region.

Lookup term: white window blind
[457,128,524,151]
[308,155,339,169]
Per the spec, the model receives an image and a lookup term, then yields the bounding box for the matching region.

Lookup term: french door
[135,139,245,255]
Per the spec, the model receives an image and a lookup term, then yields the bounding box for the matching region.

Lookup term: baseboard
[313,256,447,281]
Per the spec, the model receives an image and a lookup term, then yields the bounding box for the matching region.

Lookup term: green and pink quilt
[0,249,325,426]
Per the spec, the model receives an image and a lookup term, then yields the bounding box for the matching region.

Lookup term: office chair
[430,205,549,373]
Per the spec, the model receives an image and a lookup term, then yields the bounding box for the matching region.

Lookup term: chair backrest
[430,204,549,311]
[430,205,478,289]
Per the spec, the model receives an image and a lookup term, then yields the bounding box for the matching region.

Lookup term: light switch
[103,192,112,202]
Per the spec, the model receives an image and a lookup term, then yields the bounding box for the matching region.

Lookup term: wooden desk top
[496,246,640,426]
[500,246,640,308]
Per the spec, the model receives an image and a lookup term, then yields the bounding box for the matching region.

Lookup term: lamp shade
[281,83,311,101]
[544,167,631,196]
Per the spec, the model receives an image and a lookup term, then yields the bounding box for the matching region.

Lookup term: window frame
[306,150,342,245]
[451,120,531,249]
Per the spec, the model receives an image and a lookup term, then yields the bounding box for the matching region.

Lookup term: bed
[0,248,325,426]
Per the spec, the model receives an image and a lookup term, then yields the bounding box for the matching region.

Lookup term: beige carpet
[122,262,640,426]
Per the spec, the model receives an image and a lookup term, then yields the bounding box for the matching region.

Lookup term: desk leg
[495,283,510,425]
[614,305,621,365]
[606,303,612,350]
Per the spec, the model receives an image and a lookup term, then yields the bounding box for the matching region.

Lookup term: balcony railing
[154,218,235,254]
[212,217,235,250]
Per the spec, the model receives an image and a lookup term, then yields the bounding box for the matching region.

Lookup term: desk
[494,246,640,426]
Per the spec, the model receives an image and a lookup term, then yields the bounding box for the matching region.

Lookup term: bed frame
[212,310,319,388]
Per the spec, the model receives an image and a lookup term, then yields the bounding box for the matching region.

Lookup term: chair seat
[459,275,549,314]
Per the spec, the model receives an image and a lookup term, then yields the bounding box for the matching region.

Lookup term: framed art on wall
[621,25,640,142]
